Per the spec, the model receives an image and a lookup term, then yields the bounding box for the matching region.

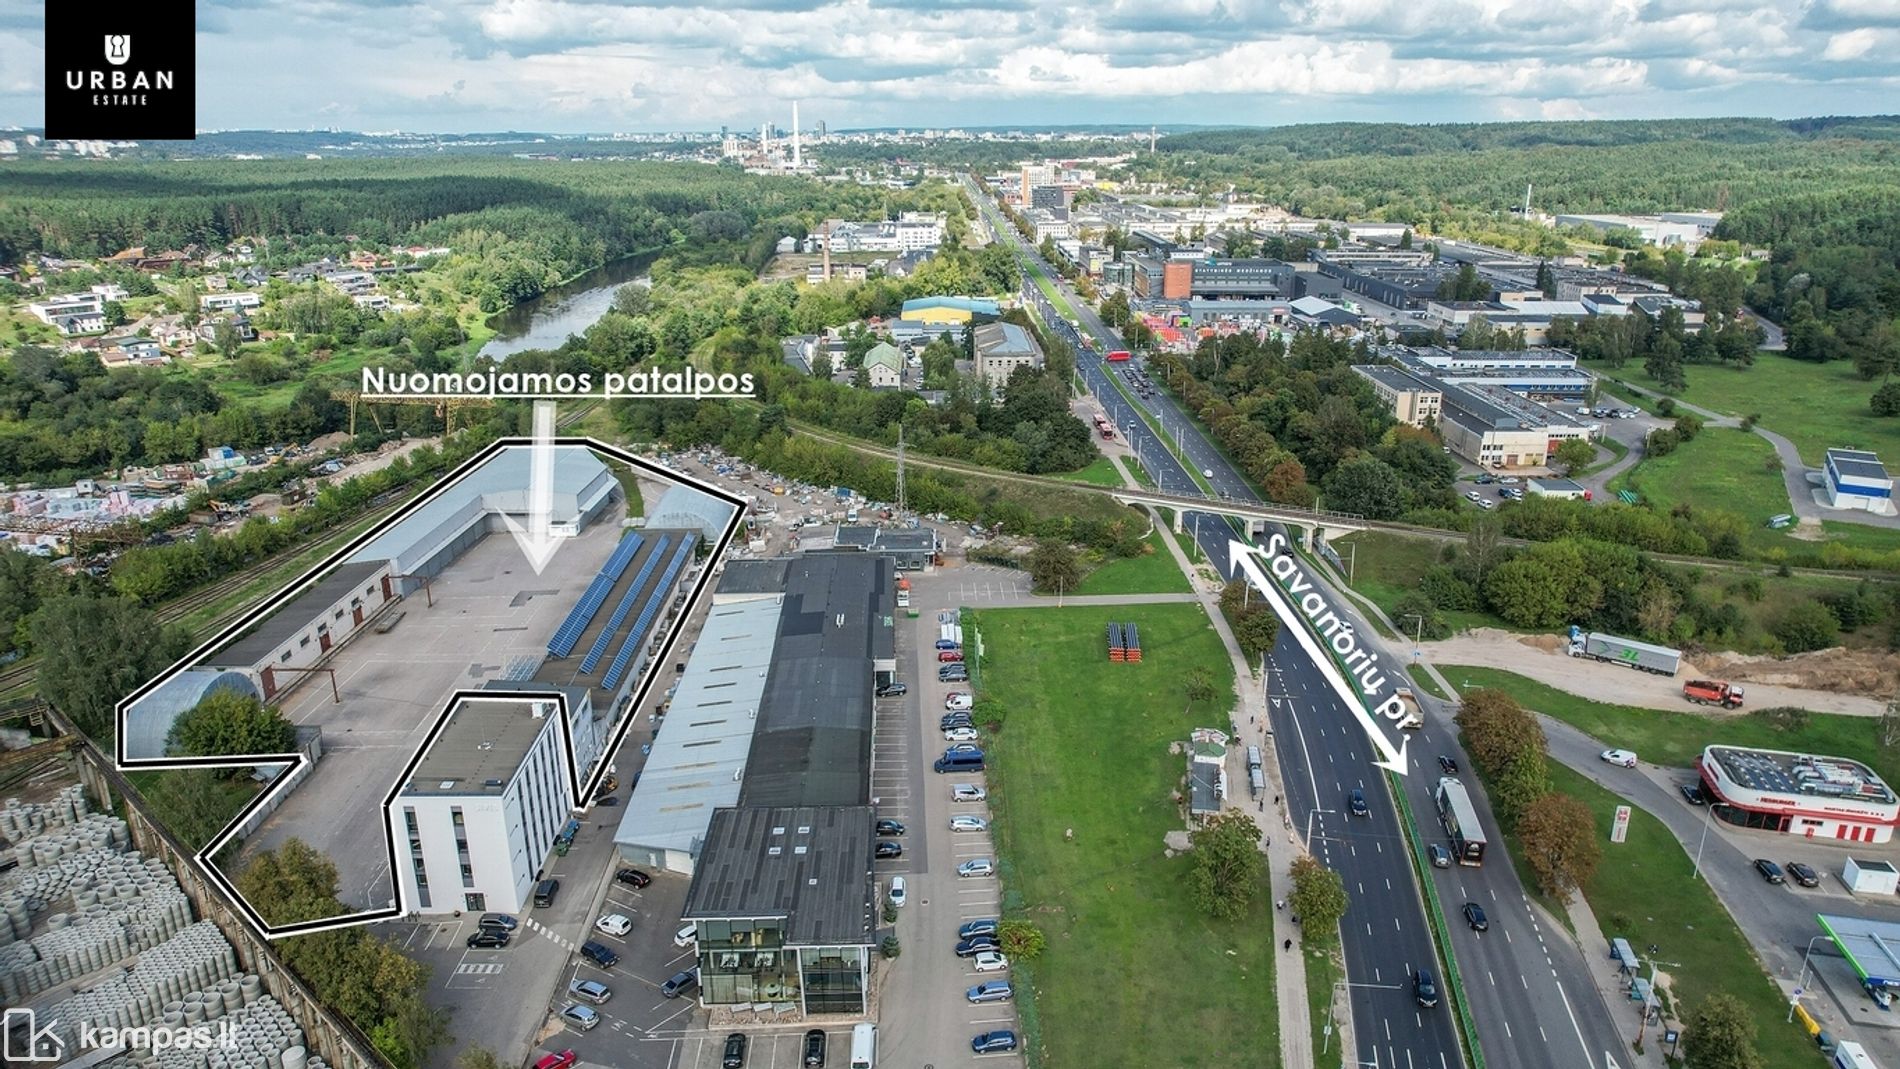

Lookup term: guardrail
[1387,777,1486,1069]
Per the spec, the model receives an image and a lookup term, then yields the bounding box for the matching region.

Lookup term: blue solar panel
[577,536,672,673]
[546,532,644,657]
[602,536,696,690]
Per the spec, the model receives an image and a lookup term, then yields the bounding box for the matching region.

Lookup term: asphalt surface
[967,179,1637,1068]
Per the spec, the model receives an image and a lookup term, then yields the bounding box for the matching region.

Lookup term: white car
[945,693,974,711]
[674,923,697,948]
[972,950,1009,973]
[1477,499,1495,510]
[594,913,633,937]
[889,875,907,908]
[959,858,995,878]
[950,815,989,832]
[944,727,980,742]
[953,784,987,802]
[1600,749,1639,768]
[1464,490,1482,502]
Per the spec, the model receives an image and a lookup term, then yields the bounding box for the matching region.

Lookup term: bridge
[1101,485,1367,546]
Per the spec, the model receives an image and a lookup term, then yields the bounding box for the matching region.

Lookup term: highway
[965,178,1636,1068]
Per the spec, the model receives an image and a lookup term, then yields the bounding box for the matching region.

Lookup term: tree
[1288,855,1349,941]
[1873,382,1900,417]
[32,594,193,740]
[1322,456,1407,520]
[1185,666,1219,713]
[137,769,250,851]
[1464,514,1504,586]
[1482,556,1575,629]
[1399,229,1414,250]
[1492,752,1551,828]
[1551,438,1596,474]
[1534,260,1556,298]
[996,920,1047,961]
[457,1048,506,1069]
[167,689,297,770]
[1773,600,1839,652]
[212,318,242,358]
[1453,689,1546,777]
[1027,538,1083,595]
[1515,793,1601,901]
[1233,607,1281,661]
[1187,811,1265,921]
[1683,993,1762,1069]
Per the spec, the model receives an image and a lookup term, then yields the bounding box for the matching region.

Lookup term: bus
[1435,778,1486,866]
[1105,349,1132,362]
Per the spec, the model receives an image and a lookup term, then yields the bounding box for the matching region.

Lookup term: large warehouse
[1695,745,1900,843]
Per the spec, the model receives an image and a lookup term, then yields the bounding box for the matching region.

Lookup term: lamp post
[1789,935,1832,1022]
[1398,612,1425,661]
[1691,798,1720,881]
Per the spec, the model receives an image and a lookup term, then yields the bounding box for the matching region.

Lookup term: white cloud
[1823,27,1881,58]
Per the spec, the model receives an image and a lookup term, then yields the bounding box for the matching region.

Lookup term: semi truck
[1567,625,1682,676]
[1395,687,1424,730]
[1682,679,1745,708]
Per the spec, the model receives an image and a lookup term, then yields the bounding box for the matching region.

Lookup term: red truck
[1105,349,1132,362]
[1683,680,1745,709]
[1093,414,1114,440]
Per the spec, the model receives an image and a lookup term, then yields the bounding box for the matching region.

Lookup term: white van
[850,1022,877,1068]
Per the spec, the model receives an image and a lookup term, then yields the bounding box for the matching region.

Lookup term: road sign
[1611,804,1632,844]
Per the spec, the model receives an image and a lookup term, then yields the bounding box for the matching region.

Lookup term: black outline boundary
[111,436,747,938]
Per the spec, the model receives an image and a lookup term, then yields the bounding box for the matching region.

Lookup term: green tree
[1492,751,1552,828]
[136,769,249,851]
[1515,792,1601,901]
[1551,438,1596,474]
[1233,607,1281,661]
[1683,993,1762,1069]
[996,920,1047,961]
[1453,689,1547,777]
[1872,382,1900,417]
[31,594,192,740]
[1187,811,1265,921]
[1185,665,1219,713]
[1483,556,1575,629]
[1322,456,1407,520]
[1773,600,1840,652]
[1288,855,1349,941]
[1027,538,1084,595]
[167,689,297,770]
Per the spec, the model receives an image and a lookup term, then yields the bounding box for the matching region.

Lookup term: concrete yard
[233,504,628,914]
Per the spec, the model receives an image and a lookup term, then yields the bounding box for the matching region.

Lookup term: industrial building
[1354,365,1443,428]
[823,525,941,570]
[1824,449,1893,513]
[972,321,1043,387]
[1355,354,1596,468]
[900,296,999,325]
[1695,745,1900,843]
[1527,477,1591,500]
[198,560,395,703]
[1396,346,1594,400]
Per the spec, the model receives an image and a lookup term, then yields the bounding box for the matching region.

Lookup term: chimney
[793,101,801,170]
[822,221,831,281]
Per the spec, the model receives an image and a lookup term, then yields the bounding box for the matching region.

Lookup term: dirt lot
[1421,629,1889,717]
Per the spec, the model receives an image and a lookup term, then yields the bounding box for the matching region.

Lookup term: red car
[937,650,964,663]
[535,1052,577,1069]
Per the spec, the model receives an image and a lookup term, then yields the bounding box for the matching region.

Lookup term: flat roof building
[1528,477,1591,500]
[825,526,941,570]
[972,321,1043,389]
[1696,744,1900,843]
[1353,365,1442,429]
[1825,449,1893,513]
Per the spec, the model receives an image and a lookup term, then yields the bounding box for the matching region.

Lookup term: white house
[200,292,262,313]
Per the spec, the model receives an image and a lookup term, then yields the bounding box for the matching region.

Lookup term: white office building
[389,695,577,915]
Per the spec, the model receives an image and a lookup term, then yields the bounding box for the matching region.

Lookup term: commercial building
[824,526,940,570]
[1527,477,1591,500]
[900,296,999,325]
[1396,346,1593,400]
[1353,365,1442,428]
[972,321,1043,387]
[201,561,396,702]
[1825,449,1893,512]
[1554,212,1722,250]
[1695,745,1900,843]
[1029,185,1070,211]
[1358,353,1595,467]
[388,695,575,914]
[1176,258,1296,300]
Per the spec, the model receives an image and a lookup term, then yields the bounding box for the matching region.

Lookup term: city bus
[1435,777,1487,866]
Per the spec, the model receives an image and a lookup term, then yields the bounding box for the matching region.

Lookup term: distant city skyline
[5,0,1897,134]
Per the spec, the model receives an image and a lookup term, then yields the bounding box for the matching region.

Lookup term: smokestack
[793,101,801,169]
[822,220,831,281]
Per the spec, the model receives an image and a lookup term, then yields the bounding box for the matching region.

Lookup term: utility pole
[1632,946,1681,1050]
[895,424,906,515]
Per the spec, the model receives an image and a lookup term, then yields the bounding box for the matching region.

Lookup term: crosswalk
[525,916,575,951]
[457,962,504,976]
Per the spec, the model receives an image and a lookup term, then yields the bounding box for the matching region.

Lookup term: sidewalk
[1108,452,1331,1069]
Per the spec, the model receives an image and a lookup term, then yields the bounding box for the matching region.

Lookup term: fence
[226,726,324,841]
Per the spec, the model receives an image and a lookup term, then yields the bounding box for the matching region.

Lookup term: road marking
[456,962,504,975]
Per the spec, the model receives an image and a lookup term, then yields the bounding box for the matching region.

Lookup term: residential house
[200,292,262,313]
[27,292,104,324]
[52,311,106,335]
[861,343,904,389]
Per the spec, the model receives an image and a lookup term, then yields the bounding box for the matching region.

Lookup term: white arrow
[502,399,563,574]
[1229,539,1408,775]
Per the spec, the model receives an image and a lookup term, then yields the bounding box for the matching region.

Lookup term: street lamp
[1398,612,1425,660]
[1691,797,1720,881]
[1789,935,1833,1022]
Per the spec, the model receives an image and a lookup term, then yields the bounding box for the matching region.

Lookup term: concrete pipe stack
[0,787,93,841]
[90,982,319,1069]
[42,922,245,1058]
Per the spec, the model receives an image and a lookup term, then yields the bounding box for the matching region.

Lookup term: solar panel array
[546,532,644,658]
[578,535,673,673]
[601,535,698,690]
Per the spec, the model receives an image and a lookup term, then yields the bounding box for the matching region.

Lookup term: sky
[3,0,1899,134]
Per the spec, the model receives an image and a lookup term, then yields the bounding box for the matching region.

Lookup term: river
[477,254,655,361]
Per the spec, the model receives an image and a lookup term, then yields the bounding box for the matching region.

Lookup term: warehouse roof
[207,561,387,668]
[646,483,739,541]
[682,805,877,945]
[1828,449,1890,483]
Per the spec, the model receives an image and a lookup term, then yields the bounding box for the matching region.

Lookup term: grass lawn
[1604,354,1900,468]
[1308,948,1344,1069]
[1405,664,1450,701]
[1329,531,1503,634]
[1610,425,1790,523]
[969,604,1277,1068]
[1576,434,1630,478]
[1539,763,1813,1067]
[1057,456,1125,487]
[1440,665,1900,787]
[1071,531,1193,596]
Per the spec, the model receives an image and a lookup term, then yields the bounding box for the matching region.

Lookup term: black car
[1462,902,1489,931]
[876,819,906,836]
[615,868,652,888]
[876,682,908,698]
[955,935,1001,957]
[1755,859,1785,884]
[941,715,974,730]
[802,1028,827,1067]
[580,940,620,968]
[1348,789,1369,817]
[1680,784,1706,806]
[1788,862,1821,888]
[874,840,903,859]
[467,930,510,949]
[722,1032,747,1069]
[1414,969,1439,1008]
[940,670,969,683]
[1437,755,1459,775]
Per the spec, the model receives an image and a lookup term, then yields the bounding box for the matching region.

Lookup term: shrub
[880,936,900,959]
[1773,600,1840,653]
[1419,564,1478,611]
[1657,397,1677,416]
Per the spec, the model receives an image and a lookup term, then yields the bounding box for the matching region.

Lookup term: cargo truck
[1395,687,1424,730]
[1682,679,1745,708]
[1567,625,1681,676]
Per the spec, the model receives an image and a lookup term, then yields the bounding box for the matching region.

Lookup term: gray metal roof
[717,559,793,596]
[973,321,1038,358]
[1828,449,1890,483]
[407,697,560,796]
[122,668,262,760]
[1818,914,1900,987]
[208,561,387,668]
[681,805,877,946]
[1529,478,1587,493]
[1353,364,1439,394]
[611,597,779,858]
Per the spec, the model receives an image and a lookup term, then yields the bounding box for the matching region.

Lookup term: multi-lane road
[966,178,1637,1068]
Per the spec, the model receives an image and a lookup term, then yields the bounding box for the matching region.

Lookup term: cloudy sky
[4,0,1898,133]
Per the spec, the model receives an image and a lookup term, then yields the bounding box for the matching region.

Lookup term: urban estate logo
[44,3,195,139]
[5,1007,239,1062]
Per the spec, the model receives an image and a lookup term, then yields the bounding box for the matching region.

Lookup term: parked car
[953,784,987,802]
[1788,862,1821,888]
[478,913,519,931]
[945,742,981,754]
[615,868,652,888]
[1680,784,1706,806]
[1475,473,1495,484]
[533,1052,576,1069]
[875,818,906,836]
[972,951,1009,972]
[722,1032,748,1068]
[959,858,995,878]
[580,941,619,969]
[559,1005,601,1031]
[888,876,907,908]
[941,714,974,729]
[959,919,999,939]
[1464,490,1482,502]
[567,979,611,1004]
[956,935,1002,957]
[1428,844,1451,868]
[1348,789,1369,817]
[1462,902,1489,931]
[1477,499,1496,510]
[594,914,632,937]
[971,1031,1019,1054]
[950,815,989,832]
[466,930,510,949]
[802,1028,827,1068]
[1414,969,1440,1008]
[661,968,699,998]
[944,727,980,742]
[945,693,974,711]
[967,980,1014,1004]
[1755,859,1786,884]
[938,650,965,663]
[1600,749,1639,768]
[875,682,908,698]
[1437,755,1459,775]
[875,840,903,859]
[675,924,698,948]
[939,668,969,682]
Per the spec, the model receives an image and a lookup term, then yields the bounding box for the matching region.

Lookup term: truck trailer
[1395,687,1424,730]
[1567,626,1681,676]
[1681,679,1745,708]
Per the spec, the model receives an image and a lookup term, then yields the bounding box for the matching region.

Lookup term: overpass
[1102,485,1367,547]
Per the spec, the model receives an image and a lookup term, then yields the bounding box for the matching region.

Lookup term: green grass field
[1070,531,1192,596]
[1441,665,1900,787]
[1612,427,1789,527]
[1057,456,1125,487]
[969,604,1277,1068]
[1537,764,1813,1067]
[1604,354,1900,468]
[1329,532,1501,634]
